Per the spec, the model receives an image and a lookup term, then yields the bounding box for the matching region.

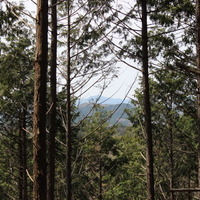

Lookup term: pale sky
[20,0,140,100]
[81,64,139,100]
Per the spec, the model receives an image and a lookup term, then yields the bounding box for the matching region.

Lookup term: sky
[20,0,140,100]
[81,64,140,100]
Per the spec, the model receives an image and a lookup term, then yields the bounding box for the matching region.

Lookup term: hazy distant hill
[79,95,130,105]
[77,99,133,126]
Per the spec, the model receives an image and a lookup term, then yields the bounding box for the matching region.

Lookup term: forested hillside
[78,102,132,126]
[0,0,199,200]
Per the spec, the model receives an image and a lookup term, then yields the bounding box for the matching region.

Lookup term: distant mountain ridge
[79,95,130,105]
[77,96,133,126]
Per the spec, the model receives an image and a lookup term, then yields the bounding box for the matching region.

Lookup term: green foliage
[72,108,119,199]
[126,66,198,199]
[0,2,25,37]
[106,131,146,200]
[148,0,194,25]
[0,2,34,199]
[0,0,199,199]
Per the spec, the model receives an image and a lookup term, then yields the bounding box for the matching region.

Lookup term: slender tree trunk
[99,159,103,200]
[169,124,175,200]
[47,0,57,199]
[169,94,175,200]
[66,1,72,199]
[196,0,200,197]
[22,107,28,200]
[33,0,48,199]
[141,1,155,199]
[19,111,23,200]
[19,107,28,200]
[197,0,200,190]
[99,132,102,200]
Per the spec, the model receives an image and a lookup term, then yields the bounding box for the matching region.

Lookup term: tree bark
[19,111,23,200]
[22,107,28,200]
[169,123,175,200]
[33,0,48,199]
[47,0,57,199]
[196,0,200,197]
[19,107,28,200]
[66,0,72,199]
[99,132,102,200]
[169,94,175,200]
[141,1,155,199]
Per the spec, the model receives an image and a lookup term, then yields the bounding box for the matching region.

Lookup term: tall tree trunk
[19,111,23,200]
[33,0,48,199]
[19,107,28,200]
[47,0,57,199]
[169,94,175,200]
[141,1,155,199]
[99,135,102,200]
[22,107,28,200]
[99,159,103,200]
[66,0,72,199]
[196,0,200,196]
[169,123,175,200]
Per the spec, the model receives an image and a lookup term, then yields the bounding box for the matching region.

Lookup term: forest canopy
[0,0,199,200]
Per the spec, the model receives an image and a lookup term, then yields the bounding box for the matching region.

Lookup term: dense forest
[0,0,199,199]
